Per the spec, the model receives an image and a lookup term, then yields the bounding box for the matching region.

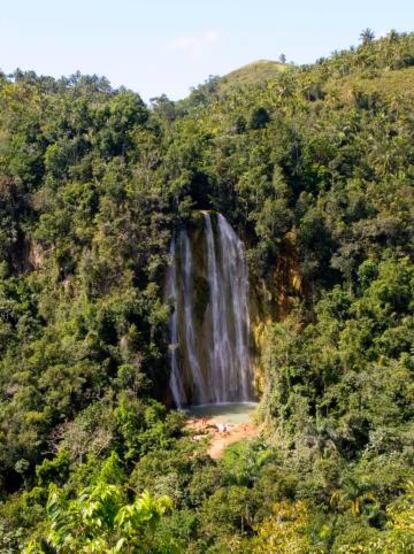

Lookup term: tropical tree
[252,500,322,554]
[24,484,174,553]
[360,28,375,44]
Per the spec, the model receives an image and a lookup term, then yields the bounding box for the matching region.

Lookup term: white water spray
[166,213,253,406]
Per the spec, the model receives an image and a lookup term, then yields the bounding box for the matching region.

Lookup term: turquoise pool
[185,402,258,425]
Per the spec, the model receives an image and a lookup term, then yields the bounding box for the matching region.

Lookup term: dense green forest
[0,31,414,552]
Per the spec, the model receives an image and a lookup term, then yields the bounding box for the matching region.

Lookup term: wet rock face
[166,212,254,407]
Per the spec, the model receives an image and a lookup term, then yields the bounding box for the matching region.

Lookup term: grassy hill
[218,59,288,91]
[181,59,289,109]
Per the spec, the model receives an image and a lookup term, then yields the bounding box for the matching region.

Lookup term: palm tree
[330,477,377,516]
[360,28,375,45]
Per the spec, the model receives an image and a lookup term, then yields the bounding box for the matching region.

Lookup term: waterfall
[181,232,207,403]
[166,237,186,406]
[166,213,253,407]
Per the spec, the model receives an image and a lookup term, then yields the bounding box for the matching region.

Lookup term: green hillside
[1,31,414,553]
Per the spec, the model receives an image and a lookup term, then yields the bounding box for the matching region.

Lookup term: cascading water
[166,212,253,407]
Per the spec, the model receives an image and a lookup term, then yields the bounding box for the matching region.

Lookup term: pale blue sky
[1,1,413,102]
